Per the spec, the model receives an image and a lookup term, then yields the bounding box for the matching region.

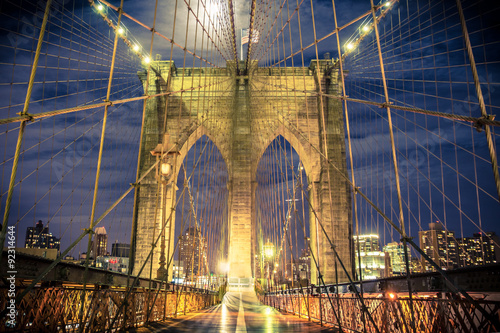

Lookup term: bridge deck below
[128,292,336,332]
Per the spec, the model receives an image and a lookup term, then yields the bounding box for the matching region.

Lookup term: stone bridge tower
[131,58,353,287]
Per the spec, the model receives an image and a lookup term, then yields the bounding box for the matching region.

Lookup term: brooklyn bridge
[0,0,499,331]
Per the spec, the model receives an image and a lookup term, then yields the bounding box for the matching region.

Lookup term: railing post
[298,291,301,318]
[183,291,187,315]
[319,290,323,326]
[383,298,388,333]
[163,287,168,320]
[307,289,311,321]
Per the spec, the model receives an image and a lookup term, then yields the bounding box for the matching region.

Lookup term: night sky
[0,0,498,266]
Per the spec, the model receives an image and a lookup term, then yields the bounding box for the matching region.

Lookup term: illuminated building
[419,222,458,271]
[354,251,388,280]
[91,226,108,258]
[354,234,387,279]
[383,242,411,276]
[179,227,207,280]
[354,234,380,252]
[95,256,129,273]
[172,260,185,283]
[283,247,311,286]
[298,247,311,282]
[458,232,500,267]
[25,220,60,251]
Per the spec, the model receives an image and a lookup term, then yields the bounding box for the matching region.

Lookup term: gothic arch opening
[252,125,318,186]
[175,125,230,176]
[172,135,229,288]
[254,135,311,290]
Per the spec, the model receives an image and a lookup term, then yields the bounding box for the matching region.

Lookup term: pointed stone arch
[174,124,231,177]
[252,123,321,185]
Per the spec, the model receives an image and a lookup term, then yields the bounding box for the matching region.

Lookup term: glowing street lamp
[362,25,371,32]
[346,43,355,51]
[117,27,124,35]
[96,3,104,11]
[150,134,180,281]
[264,242,275,258]
[133,44,140,52]
[262,242,275,291]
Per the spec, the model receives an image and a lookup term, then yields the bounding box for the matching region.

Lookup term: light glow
[96,4,104,11]
[384,1,392,7]
[143,57,151,64]
[362,25,370,32]
[117,27,124,34]
[263,242,275,258]
[205,0,220,19]
[346,43,355,50]
[219,261,229,273]
[133,44,140,52]
[160,163,172,176]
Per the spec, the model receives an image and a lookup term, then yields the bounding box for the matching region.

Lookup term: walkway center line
[236,292,247,332]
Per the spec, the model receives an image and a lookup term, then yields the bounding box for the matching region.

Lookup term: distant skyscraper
[91,227,108,258]
[298,247,311,282]
[172,260,185,283]
[354,234,387,279]
[419,222,458,271]
[25,220,60,251]
[458,232,499,267]
[353,234,380,252]
[410,257,424,273]
[284,247,311,284]
[179,227,207,279]
[111,242,130,257]
[383,242,411,276]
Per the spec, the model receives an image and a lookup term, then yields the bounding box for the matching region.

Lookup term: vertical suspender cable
[79,0,125,328]
[330,0,365,330]
[369,1,415,331]
[0,0,53,265]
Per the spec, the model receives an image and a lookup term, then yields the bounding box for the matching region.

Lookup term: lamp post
[150,134,179,282]
[263,241,274,291]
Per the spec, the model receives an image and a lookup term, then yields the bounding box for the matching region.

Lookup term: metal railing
[1,281,219,332]
[260,291,500,332]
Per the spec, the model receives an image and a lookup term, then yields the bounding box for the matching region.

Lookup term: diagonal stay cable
[0,77,232,125]
[1,120,206,319]
[276,113,499,328]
